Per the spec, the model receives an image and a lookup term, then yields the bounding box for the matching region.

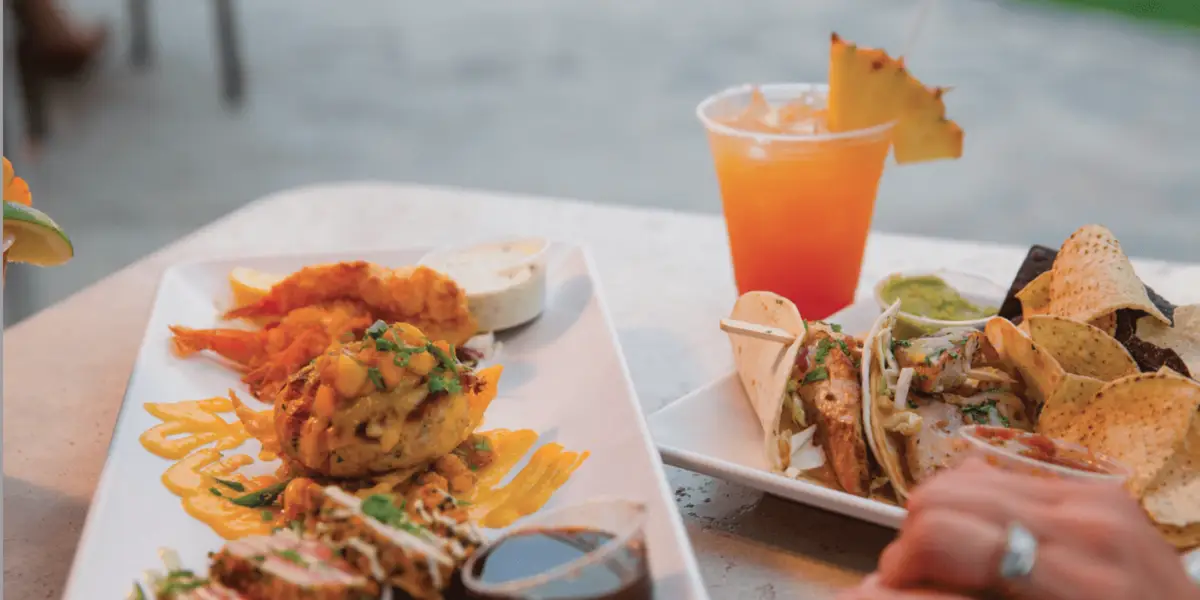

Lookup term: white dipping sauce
[421,239,548,333]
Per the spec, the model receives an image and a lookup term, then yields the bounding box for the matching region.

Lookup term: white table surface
[7,182,1200,599]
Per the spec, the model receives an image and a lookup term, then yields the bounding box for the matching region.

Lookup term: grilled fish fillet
[894,328,983,394]
[796,328,869,496]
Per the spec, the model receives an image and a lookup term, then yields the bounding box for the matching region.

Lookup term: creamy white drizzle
[323,487,453,567]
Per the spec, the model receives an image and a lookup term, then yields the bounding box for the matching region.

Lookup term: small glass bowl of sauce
[460,498,652,600]
[873,269,1004,338]
[959,425,1130,484]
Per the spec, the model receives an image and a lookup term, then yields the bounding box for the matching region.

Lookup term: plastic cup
[959,425,1131,484]
[460,498,650,599]
[697,83,893,320]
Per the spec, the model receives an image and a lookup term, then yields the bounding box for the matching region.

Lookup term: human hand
[840,457,1198,600]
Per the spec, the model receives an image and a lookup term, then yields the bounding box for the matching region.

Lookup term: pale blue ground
[6,0,1200,324]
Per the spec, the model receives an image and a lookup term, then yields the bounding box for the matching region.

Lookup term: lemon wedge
[229,267,283,309]
[3,201,73,266]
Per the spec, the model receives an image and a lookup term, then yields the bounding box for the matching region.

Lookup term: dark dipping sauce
[460,526,653,600]
[975,427,1106,474]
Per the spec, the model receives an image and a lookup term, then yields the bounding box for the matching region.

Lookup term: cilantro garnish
[276,549,307,566]
[367,367,386,390]
[159,571,208,596]
[213,478,245,492]
[907,399,918,409]
[813,339,833,364]
[428,373,462,395]
[229,479,291,508]
[836,338,853,359]
[997,411,1011,427]
[830,323,843,333]
[803,367,829,384]
[427,343,458,372]
[892,339,911,350]
[365,320,389,339]
[961,400,1004,425]
[361,494,426,535]
[393,349,416,368]
[474,437,492,452]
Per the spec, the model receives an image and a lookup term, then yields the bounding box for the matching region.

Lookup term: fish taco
[727,292,871,496]
[862,302,1033,503]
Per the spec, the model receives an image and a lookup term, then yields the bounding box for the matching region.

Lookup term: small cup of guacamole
[873,269,1004,339]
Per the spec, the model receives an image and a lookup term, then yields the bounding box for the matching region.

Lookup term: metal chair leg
[130,0,152,68]
[214,0,244,107]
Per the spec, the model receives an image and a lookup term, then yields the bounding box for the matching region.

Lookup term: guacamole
[879,274,997,321]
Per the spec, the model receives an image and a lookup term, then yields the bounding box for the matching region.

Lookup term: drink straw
[900,0,939,60]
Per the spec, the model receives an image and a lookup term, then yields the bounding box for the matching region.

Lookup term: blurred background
[4,0,1199,325]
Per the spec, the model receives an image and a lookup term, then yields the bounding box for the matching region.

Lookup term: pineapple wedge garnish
[827,33,963,163]
[828,33,908,132]
[892,83,964,164]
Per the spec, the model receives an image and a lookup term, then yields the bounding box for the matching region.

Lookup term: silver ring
[1183,549,1200,587]
[998,521,1038,581]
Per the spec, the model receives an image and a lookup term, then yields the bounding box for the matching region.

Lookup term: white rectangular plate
[649,299,907,529]
[64,243,707,599]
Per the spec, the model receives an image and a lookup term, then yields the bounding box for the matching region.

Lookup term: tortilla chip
[1143,419,1200,527]
[1016,271,1052,321]
[984,317,1064,408]
[1055,368,1200,497]
[1025,315,1139,381]
[998,245,1058,321]
[1048,225,1170,327]
[1136,304,1200,377]
[727,292,807,472]
[1089,312,1117,336]
[1035,373,1105,440]
[1158,523,1200,550]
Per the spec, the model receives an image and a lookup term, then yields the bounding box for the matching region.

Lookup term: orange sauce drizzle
[164,449,281,539]
[140,397,249,459]
[140,393,589,538]
[140,396,280,539]
[471,429,590,528]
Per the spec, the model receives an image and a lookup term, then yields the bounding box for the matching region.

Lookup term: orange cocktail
[698,83,892,320]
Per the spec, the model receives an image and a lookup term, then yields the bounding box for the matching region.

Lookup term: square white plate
[648,298,907,529]
[63,243,707,599]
